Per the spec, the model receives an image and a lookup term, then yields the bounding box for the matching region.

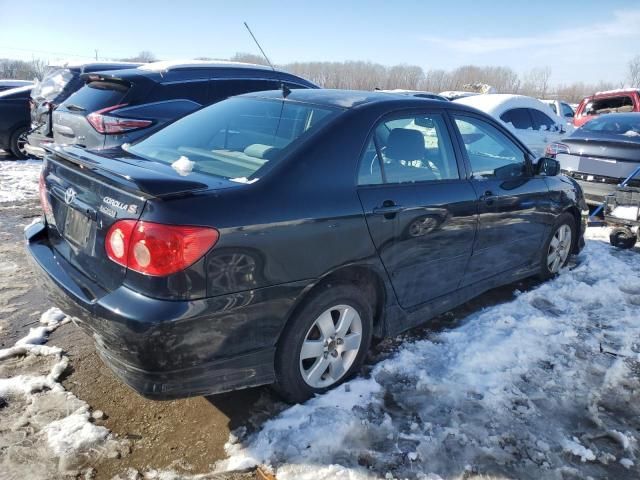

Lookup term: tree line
[2,52,639,104]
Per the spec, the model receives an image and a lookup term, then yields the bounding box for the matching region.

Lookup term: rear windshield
[128,97,339,181]
[32,68,74,101]
[581,115,640,136]
[585,95,634,116]
[62,81,129,112]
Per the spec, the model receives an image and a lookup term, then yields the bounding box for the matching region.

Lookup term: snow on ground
[218,228,640,480]
[0,308,124,479]
[0,159,41,203]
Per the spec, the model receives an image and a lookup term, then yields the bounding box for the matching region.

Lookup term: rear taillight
[86,104,153,134]
[105,220,219,276]
[39,173,52,215]
[545,142,570,158]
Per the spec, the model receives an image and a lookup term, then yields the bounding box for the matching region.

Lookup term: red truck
[574,89,640,128]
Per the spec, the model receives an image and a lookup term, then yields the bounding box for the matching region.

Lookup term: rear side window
[586,96,634,115]
[127,97,338,180]
[358,113,459,185]
[62,81,129,112]
[530,109,555,131]
[500,108,533,129]
[148,80,209,105]
[208,79,280,103]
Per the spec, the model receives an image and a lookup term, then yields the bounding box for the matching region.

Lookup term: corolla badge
[64,187,77,205]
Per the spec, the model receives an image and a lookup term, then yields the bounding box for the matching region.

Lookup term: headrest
[385,128,424,161]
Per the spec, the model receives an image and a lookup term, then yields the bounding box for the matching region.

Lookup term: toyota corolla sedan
[26,89,587,403]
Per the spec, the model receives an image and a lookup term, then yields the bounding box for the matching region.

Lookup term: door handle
[373,202,403,216]
[479,190,495,203]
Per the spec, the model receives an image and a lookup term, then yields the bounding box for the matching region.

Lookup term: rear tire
[539,213,576,279]
[273,284,373,404]
[609,227,637,249]
[9,126,29,160]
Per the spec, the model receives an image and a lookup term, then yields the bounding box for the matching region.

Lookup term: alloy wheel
[547,224,572,273]
[299,304,363,389]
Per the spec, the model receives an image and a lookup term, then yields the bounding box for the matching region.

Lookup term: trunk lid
[41,146,237,291]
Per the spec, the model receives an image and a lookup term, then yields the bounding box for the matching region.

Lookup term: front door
[451,114,550,285]
[357,112,477,309]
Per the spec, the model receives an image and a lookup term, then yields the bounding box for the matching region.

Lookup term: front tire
[273,284,373,403]
[540,213,576,279]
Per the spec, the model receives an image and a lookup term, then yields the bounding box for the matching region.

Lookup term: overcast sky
[0,0,638,85]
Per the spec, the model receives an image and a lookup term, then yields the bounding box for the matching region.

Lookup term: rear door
[357,111,477,308]
[451,114,549,285]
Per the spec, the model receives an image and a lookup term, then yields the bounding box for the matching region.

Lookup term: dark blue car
[26,89,587,403]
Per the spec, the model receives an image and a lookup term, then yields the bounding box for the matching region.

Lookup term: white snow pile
[0,159,41,203]
[623,130,640,137]
[0,308,123,479]
[219,228,640,480]
[171,155,195,176]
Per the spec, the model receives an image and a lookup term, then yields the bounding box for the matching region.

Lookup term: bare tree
[628,55,640,87]
[119,51,157,63]
[521,67,552,98]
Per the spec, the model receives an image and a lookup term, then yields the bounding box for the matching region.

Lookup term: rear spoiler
[44,145,214,199]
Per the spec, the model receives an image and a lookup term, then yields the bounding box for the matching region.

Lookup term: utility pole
[94,49,98,61]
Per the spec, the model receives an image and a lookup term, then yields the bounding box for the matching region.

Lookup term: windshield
[31,68,74,101]
[128,97,339,180]
[581,115,640,137]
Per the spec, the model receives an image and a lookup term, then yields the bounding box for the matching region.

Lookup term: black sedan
[547,112,640,205]
[26,89,587,403]
[0,85,32,158]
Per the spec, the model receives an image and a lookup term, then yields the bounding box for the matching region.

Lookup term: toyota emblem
[64,187,77,205]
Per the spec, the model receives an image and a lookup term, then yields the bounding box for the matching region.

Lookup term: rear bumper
[574,179,617,206]
[25,131,53,159]
[25,221,308,399]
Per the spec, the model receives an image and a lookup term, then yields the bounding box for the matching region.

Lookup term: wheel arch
[563,205,581,253]
[278,263,389,349]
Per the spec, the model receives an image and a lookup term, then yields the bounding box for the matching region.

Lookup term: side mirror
[536,157,560,176]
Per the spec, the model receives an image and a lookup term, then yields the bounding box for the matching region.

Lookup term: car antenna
[243,21,290,98]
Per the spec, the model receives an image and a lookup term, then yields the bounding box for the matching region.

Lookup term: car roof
[455,93,559,118]
[92,62,315,86]
[241,88,462,110]
[138,60,272,72]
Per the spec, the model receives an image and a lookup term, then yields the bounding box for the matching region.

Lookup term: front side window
[500,108,533,130]
[128,97,338,180]
[209,79,280,103]
[561,102,574,117]
[358,113,459,185]
[530,109,555,131]
[454,116,527,179]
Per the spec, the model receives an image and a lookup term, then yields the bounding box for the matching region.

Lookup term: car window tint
[209,79,280,103]
[357,138,384,185]
[148,81,208,105]
[530,109,555,131]
[62,81,129,112]
[128,97,338,180]
[364,113,458,184]
[500,108,533,129]
[454,116,527,179]
[561,102,574,117]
